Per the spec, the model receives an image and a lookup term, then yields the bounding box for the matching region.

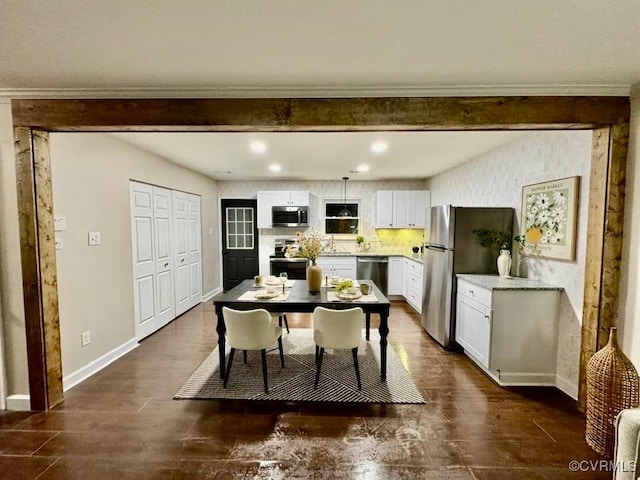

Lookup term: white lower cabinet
[387,257,404,295]
[316,256,357,280]
[455,277,561,386]
[405,257,423,314]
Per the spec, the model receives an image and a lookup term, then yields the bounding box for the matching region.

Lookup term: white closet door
[153,186,175,329]
[130,182,160,339]
[173,190,191,316]
[186,194,202,308]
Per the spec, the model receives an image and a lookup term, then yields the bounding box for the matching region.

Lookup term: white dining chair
[313,306,364,390]
[222,307,285,393]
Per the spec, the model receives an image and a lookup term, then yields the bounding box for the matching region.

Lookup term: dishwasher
[356,257,388,296]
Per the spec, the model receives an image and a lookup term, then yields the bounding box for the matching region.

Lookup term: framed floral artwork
[520,176,580,261]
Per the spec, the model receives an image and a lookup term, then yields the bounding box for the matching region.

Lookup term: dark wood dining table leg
[216,307,226,379]
[378,309,389,382]
[365,312,371,341]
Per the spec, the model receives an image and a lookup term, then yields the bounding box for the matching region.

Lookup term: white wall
[217,180,427,275]
[428,131,592,398]
[619,84,640,366]
[50,133,220,384]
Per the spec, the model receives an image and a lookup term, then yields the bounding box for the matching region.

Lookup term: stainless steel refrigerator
[421,205,514,348]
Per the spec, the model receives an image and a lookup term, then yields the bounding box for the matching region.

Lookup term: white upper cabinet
[257,191,273,229]
[376,190,430,229]
[375,191,394,228]
[270,191,309,206]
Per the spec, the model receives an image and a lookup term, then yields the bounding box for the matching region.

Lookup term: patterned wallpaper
[428,130,592,398]
[217,179,428,274]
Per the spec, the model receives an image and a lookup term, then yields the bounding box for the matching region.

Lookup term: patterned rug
[174,329,425,403]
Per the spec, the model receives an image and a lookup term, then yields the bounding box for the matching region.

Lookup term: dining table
[212,279,391,381]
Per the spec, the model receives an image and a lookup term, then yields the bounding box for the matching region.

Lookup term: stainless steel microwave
[272,206,309,228]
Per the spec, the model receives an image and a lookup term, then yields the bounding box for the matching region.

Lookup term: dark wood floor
[0,301,607,479]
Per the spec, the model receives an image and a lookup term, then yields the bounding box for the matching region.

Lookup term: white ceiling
[110,131,527,180]
[3,2,632,180]
[0,1,639,94]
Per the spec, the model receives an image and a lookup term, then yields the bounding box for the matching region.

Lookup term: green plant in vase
[472,228,514,277]
[356,235,365,251]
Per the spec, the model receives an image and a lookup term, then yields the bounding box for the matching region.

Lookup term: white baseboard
[556,374,579,400]
[202,287,221,303]
[63,338,138,392]
[6,394,31,411]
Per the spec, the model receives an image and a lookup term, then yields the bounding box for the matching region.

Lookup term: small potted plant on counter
[356,235,365,252]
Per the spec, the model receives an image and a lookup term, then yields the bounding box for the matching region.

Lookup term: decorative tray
[336,290,362,300]
[255,290,279,300]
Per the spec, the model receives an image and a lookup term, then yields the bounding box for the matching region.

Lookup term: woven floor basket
[586,327,640,457]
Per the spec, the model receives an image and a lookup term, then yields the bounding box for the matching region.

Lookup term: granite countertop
[319,252,424,262]
[456,274,563,291]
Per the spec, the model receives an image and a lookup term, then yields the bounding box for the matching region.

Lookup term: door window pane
[226,207,255,250]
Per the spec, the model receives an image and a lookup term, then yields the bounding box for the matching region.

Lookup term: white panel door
[173,190,191,316]
[153,186,175,329]
[130,182,160,339]
[186,194,202,309]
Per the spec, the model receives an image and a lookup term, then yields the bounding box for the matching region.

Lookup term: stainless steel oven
[269,238,307,279]
[272,206,309,228]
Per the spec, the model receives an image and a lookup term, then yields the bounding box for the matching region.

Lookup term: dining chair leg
[277,336,285,368]
[223,348,236,388]
[279,314,290,334]
[314,347,325,389]
[243,350,247,364]
[261,349,269,393]
[315,345,319,364]
[352,347,362,390]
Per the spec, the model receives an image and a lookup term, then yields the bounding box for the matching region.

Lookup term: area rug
[174,329,425,404]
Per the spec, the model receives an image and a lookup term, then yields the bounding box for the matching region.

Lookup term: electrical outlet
[55,238,63,250]
[88,232,101,246]
[54,216,67,231]
[81,330,91,347]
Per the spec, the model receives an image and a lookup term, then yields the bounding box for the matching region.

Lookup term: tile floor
[0,301,609,479]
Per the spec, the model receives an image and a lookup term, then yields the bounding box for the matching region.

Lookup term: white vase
[497,249,512,277]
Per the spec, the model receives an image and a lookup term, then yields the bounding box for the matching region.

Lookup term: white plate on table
[266,279,285,286]
[255,290,279,300]
[336,290,362,300]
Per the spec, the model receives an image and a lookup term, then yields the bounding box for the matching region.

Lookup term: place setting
[326,279,378,303]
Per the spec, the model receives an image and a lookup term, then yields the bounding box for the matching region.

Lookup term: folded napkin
[326,291,378,303]
[238,290,291,301]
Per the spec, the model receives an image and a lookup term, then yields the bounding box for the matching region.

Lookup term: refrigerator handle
[425,245,447,252]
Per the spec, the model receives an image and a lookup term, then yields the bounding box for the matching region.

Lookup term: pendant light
[338,177,352,217]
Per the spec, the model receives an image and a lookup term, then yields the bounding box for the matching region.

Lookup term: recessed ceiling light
[269,164,282,173]
[370,141,388,154]
[249,140,267,154]
[356,164,370,173]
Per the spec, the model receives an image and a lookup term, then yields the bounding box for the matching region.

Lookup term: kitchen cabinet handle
[469,290,474,295]
[484,315,490,320]
[181,259,185,263]
[164,262,169,267]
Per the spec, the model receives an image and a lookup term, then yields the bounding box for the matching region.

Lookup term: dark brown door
[221,199,259,291]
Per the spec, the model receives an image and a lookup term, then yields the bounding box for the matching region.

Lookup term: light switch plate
[88,232,101,246]
[55,238,63,250]
[54,216,67,231]
[81,330,91,347]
